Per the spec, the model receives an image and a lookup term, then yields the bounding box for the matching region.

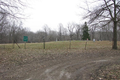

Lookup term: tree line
[1,21,120,44]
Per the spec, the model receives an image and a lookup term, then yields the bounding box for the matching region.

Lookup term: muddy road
[0,49,120,80]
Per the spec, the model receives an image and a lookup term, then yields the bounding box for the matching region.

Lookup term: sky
[23,0,87,32]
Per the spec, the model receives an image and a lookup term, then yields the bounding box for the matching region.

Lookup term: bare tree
[68,23,75,49]
[0,24,8,43]
[42,24,50,49]
[83,0,120,49]
[48,30,57,41]
[58,23,63,41]
[0,0,25,34]
[43,24,50,41]
[0,0,24,17]
[62,27,68,40]
[90,23,97,40]
[75,24,81,40]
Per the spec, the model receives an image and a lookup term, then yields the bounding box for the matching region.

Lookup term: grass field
[0,41,120,61]
[1,40,117,65]
[0,41,120,57]
[0,41,120,50]
[0,41,120,55]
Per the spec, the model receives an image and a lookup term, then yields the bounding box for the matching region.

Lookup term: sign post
[23,36,28,49]
[43,37,45,49]
[85,38,88,50]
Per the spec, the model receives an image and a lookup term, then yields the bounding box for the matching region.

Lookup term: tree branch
[104,0,114,19]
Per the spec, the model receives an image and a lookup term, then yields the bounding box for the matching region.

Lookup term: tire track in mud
[1,52,120,80]
[0,54,80,80]
[25,54,84,80]
[28,57,119,80]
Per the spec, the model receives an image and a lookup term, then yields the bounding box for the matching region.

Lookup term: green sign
[23,36,28,42]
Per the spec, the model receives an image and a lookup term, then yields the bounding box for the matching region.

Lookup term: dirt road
[0,49,120,80]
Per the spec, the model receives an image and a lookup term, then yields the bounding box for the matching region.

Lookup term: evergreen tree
[82,22,90,40]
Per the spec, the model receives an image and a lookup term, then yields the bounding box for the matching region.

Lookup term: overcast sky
[23,0,88,32]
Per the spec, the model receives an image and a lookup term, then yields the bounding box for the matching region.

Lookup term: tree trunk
[69,40,71,49]
[112,21,117,49]
[112,0,117,49]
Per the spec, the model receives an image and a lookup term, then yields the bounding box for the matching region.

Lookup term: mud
[0,50,120,80]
